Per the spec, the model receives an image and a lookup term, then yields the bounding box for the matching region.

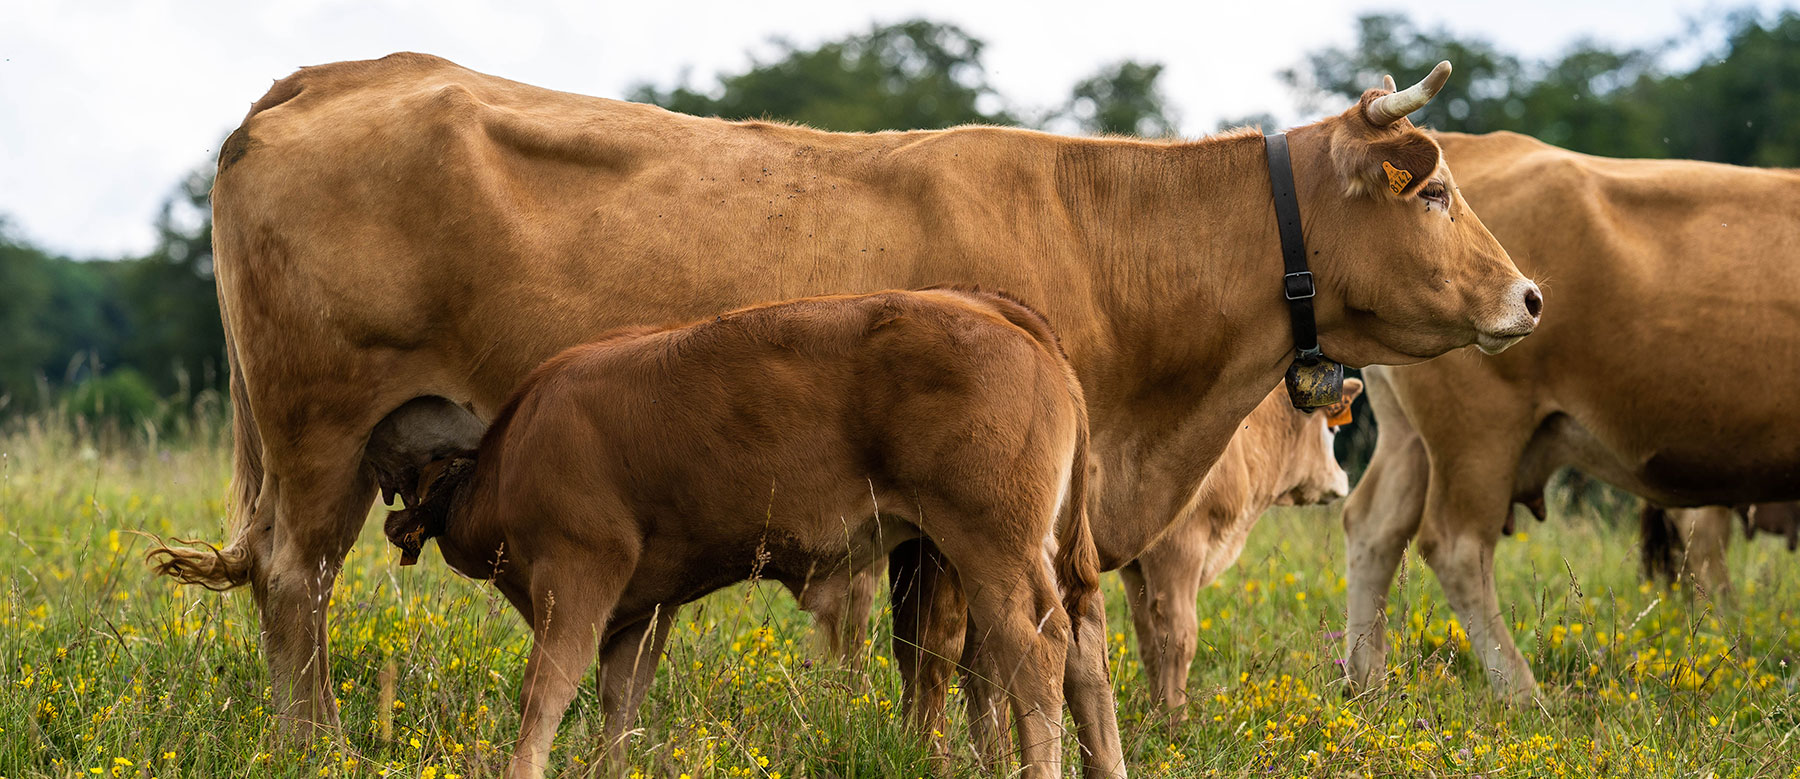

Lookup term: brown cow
[146,53,1535,774]
[371,289,1100,779]
[1342,131,1800,701]
[1121,378,1362,716]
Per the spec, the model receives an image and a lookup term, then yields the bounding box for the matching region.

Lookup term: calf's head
[1288,63,1541,365]
[1274,377,1362,506]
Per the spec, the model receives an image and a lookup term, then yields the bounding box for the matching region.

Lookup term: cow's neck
[1060,131,1303,567]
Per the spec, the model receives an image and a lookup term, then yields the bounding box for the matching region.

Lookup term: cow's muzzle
[1475,278,1542,355]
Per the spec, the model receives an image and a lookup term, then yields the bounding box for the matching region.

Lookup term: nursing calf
[371,289,1100,779]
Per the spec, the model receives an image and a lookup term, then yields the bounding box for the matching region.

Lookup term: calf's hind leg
[596,608,677,770]
[937,549,1069,779]
[1062,583,1125,777]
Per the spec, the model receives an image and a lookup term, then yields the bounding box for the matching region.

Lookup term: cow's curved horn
[1367,61,1451,125]
[1382,74,1397,91]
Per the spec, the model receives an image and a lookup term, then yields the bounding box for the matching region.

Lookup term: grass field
[4,423,1800,778]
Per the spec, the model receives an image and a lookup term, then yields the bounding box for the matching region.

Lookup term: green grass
[3,425,1799,778]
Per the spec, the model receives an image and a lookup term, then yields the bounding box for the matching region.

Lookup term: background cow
[147,53,1535,774]
[1342,131,1800,700]
[1122,378,1361,718]
[1640,502,1800,595]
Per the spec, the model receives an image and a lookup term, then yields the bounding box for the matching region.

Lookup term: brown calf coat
[378,289,1099,779]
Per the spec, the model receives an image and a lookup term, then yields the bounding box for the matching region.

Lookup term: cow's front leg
[888,540,966,764]
[1416,460,1537,702]
[1341,376,1430,696]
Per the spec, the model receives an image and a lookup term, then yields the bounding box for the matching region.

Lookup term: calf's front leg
[506,570,626,779]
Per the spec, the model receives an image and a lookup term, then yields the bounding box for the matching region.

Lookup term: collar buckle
[1283,271,1316,300]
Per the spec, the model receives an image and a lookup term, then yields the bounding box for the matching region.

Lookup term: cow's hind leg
[1670,507,1735,599]
[252,439,382,737]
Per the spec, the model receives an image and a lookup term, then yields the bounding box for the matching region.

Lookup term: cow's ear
[1341,377,1365,404]
[1331,125,1442,199]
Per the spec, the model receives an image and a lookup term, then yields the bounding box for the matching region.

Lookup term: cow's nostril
[1523,285,1543,320]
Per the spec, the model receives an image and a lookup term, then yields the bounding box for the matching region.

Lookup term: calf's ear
[1341,377,1365,404]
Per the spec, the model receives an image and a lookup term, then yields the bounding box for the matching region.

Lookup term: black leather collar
[1264,132,1345,410]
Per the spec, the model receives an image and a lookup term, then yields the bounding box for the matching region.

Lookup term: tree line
[4,10,1797,433]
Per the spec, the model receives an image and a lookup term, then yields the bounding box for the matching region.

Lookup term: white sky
[0,0,1779,258]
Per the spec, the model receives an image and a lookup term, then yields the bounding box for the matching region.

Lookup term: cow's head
[1288,62,1540,366]
[1274,377,1363,506]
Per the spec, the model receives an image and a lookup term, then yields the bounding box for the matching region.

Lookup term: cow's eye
[1420,181,1450,209]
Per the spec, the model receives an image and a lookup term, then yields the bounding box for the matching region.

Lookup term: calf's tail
[1053,402,1102,640]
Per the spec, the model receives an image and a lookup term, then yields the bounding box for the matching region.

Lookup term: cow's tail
[1053,383,1102,640]
[148,300,259,590]
[1638,503,1682,586]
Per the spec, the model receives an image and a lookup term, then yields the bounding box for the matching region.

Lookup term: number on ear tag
[1382,161,1412,195]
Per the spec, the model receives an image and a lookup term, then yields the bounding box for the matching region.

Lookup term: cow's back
[1416,132,1800,502]
[213,54,1106,425]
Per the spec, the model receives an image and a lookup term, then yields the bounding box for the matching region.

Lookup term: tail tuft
[146,539,252,591]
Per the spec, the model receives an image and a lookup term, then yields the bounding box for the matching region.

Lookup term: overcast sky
[0,0,1779,258]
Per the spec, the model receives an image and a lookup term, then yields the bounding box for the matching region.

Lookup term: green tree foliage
[119,166,224,395]
[630,20,1016,131]
[0,165,220,416]
[0,220,55,403]
[1654,11,1800,166]
[1063,60,1178,137]
[0,222,132,408]
[631,20,1181,139]
[1285,10,1800,165]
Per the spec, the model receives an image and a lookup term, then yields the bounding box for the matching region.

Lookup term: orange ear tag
[1325,402,1354,427]
[1382,161,1412,195]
